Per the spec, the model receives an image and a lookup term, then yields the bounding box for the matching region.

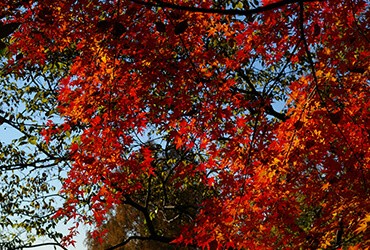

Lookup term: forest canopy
[0,0,369,249]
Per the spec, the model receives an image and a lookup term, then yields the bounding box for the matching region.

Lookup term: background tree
[85,141,204,250]
[0,11,79,248]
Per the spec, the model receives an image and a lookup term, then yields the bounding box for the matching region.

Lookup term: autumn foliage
[1,0,370,249]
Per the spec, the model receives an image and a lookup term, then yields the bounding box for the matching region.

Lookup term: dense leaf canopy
[0,0,369,249]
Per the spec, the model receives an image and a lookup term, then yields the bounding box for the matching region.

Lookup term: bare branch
[106,236,151,250]
[233,71,288,121]
[132,0,326,16]
[14,242,67,250]
[122,195,175,243]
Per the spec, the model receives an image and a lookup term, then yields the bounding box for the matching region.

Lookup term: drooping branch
[298,1,368,195]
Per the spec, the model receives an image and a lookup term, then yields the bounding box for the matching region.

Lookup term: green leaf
[0,41,7,56]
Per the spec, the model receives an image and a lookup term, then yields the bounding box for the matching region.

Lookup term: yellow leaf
[363,214,370,223]
[321,182,330,191]
[355,221,368,234]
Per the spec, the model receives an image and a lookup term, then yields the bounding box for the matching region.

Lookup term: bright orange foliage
[2,0,370,248]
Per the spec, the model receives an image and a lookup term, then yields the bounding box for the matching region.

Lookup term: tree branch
[105,235,151,250]
[122,195,175,243]
[234,70,288,121]
[14,242,67,250]
[0,114,61,161]
[132,0,326,16]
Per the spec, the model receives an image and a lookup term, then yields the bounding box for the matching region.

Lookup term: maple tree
[1,0,369,249]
